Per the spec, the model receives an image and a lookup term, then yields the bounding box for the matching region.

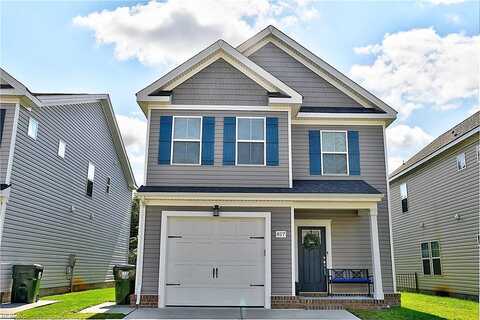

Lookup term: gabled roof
[390,111,480,182]
[136,39,302,114]
[237,25,397,119]
[0,68,137,189]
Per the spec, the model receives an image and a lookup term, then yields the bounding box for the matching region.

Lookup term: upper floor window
[106,177,111,194]
[321,131,348,175]
[400,183,408,213]
[476,145,479,162]
[0,109,5,144]
[86,162,95,197]
[237,117,265,165]
[58,139,66,158]
[28,117,38,139]
[172,116,201,165]
[456,152,466,171]
[421,241,442,275]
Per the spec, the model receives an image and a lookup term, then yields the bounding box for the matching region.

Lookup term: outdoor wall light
[213,205,220,217]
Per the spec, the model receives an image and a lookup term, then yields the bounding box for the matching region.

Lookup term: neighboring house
[134,26,400,310]
[0,68,136,302]
[390,112,479,300]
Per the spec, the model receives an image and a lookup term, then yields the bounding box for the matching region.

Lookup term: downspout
[134,199,146,306]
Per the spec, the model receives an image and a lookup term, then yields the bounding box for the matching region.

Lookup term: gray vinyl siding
[0,102,132,293]
[296,209,372,293]
[141,206,292,296]
[292,125,394,293]
[0,103,16,183]
[146,110,289,187]
[390,134,479,298]
[172,58,268,106]
[249,42,362,108]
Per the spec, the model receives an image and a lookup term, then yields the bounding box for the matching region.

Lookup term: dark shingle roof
[390,111,480,180]
[137,179,381,195]
[300,106,386,114]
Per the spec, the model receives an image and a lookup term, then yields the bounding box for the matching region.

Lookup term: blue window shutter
[348,131,361,175]
[309,130,321,175]
[0,109,5,145]
[223,117,236,165]
[201,116,215,165]
[158,116,173,164]
[266,117,279,166]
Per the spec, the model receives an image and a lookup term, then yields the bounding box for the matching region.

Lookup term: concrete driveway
[124,307,361,320]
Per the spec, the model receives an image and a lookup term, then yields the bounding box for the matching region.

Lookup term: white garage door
[165,216,265,306]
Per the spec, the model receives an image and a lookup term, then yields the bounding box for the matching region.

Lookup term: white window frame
[170,115,202,165]
[420,240,442,276]
[400,183,408,199]
[456,152,466,171]
[57,139,66,158]
[27,117,38,140]
[320,130,349,176]
[476,145,479,162]
[86,162,95,197]
[235,116,266,166]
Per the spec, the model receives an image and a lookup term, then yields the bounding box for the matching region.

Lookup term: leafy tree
[129,196,139,265]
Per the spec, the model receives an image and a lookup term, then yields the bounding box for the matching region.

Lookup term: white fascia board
[238,26,397,118]
[389,127,480,182]
[136,39,301,106]
[138,192,384,202]
[0,68,43,107]
[292,118,388,126]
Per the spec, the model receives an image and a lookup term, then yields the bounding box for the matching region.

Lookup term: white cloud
[468,105,480,115]
[350,28,480,119]
[386,124,433,172]
[445,13,461,24]
[116,114,147,184]
[73,0,318,67]
[422,0,465,4]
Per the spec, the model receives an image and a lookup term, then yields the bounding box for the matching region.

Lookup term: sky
[1,0,479,185]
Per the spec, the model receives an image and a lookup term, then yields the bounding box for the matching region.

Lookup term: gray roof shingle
[390,111,479,180]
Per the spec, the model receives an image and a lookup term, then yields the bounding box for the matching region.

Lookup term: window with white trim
[400,182,408,213]
[172,116,202,165]
[476,145,479,162]
[456,152,466,171]
[58,139,66,158]
[28,117,38,139]
[421,241,442,275]
[321,131,348,175]
[86,162,95,197]
[237,117,265,165]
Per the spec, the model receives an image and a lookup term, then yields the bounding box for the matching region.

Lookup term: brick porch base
[129,293,400,310]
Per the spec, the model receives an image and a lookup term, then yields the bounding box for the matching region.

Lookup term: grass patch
[351,292,479,320]
[17,288,126,319]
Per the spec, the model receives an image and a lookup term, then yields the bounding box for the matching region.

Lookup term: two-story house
[134,26,399,309]
[390,112,479,300]
[0,68,136,302]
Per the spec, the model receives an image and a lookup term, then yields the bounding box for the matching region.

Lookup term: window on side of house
[456,152,466,171]
[400,182,408,213]
[421,241,442,275]
[58,139,66,158]
[476,145,479,162]
[321,131,348,175]
[86,162,95,197]
[172,116,202,164]
[106,177,111,194]
[28,117,38,139]
[237,117,265,165]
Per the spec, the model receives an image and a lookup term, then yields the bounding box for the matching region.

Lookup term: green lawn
[351,292,479,320]
[17,288,125,319]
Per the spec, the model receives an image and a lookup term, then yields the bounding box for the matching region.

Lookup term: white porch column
[369,205,384,300]
[134,199,146,305]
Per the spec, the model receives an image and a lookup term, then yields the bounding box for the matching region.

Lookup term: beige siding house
[389,112,479,300]
[135,25,399,309]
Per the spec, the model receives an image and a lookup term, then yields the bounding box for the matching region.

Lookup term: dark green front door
[298,227,327,292]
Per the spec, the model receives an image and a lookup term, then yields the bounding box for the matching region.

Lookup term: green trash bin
[113,264,135,305]
[11,264,44,303]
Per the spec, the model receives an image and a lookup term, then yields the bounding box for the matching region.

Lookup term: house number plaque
[275,231,287,238]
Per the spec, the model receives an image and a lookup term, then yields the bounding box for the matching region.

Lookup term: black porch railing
[396,272,419,292]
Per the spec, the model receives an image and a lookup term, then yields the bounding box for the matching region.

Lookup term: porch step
[272,295,379,310]
[299,292,328,297]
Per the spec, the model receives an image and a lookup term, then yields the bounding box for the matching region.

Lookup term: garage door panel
[165,216,266,307]
[166,287,264,306]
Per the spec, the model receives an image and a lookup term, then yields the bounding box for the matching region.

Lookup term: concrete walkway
[0,300,57,315]
[79,301,135,315]
[124,307,361,320]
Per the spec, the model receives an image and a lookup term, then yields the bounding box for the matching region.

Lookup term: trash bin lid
[13,264,44,271]
[113,264,135,270]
